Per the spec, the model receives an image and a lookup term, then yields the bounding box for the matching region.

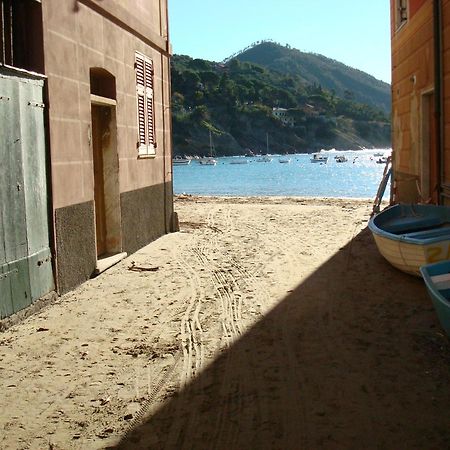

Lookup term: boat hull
[369,204,450,276]
[173,159,191,166]
[372,233,450,276]
[420,260,450,337]
[199,157,217,165]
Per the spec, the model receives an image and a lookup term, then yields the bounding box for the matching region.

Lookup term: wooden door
[91,105,107,257]
[0,71,54,319]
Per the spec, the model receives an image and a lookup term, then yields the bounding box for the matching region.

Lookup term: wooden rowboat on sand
[420,260,450,337]
[368,204,450,276]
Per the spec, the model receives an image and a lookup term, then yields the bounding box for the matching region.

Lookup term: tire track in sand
[195,206,276,449]
[172,244,206,386]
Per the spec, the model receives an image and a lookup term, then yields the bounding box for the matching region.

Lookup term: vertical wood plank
[0,73,30,315]
[20,77,54,301]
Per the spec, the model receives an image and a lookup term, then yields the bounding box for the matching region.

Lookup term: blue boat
[420,260,450,337]
[369,204,450,276]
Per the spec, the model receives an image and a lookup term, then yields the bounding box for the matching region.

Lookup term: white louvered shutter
[136,53,147,155]
[144,58,156,153]
[135,52,156,156]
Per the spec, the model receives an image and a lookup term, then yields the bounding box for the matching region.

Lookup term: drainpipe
[434,0,444,203]
[164,0,174,232]
[160,0,171,233]
[160,3,167,233]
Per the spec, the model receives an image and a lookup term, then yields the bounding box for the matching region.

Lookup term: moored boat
[256,155,273,162]
[199,157,217,166]
[420,260,450,337]
[369,204,450,276]
[310,152,329,163]
[173,156,191,166]
[200,131,217,166]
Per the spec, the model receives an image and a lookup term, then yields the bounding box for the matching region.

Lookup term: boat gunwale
[420,261,450,337]
[369,204,450,245]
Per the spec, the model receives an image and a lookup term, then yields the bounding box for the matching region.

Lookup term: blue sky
[168,0,392,83]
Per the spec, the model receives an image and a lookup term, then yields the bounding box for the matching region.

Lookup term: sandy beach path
[1,196,449,449]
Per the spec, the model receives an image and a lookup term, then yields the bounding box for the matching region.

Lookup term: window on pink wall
[0,0,44,73]
[135,52,157,157]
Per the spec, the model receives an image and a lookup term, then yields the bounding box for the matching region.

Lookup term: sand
[1,196,450,449]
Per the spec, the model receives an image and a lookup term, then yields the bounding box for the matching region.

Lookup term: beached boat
[420,260,450,337]
[369,204,450,276]
[173,156,191,166]
[310,153,329,163]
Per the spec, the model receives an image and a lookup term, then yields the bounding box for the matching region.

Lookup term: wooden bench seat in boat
[383,217,443,234]
[401,227,450,241]
[430,273,450,291]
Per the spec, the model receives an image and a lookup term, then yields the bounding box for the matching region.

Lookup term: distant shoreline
[175,194,389,205]
[174,148,393,159]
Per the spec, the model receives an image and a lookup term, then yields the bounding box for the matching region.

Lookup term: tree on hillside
[217,73,238,105]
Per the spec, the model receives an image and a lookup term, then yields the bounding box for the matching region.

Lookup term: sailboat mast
[266,133,269,154]
[209,130,213,157]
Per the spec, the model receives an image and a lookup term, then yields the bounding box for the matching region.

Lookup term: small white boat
[376,156,389,164]
[230,159,248,164]
[199,157,217,166]
[310,153,329,163]
[262,133,277,163]
[279,157,291,164]
[374,152,384,157]
[200,131,217,166]
[173,156,191,166]
[335,155,348,163]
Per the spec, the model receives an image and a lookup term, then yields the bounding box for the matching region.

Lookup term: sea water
[173,149,392,199]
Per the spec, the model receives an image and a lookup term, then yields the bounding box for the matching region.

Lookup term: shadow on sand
[113,228,450,449]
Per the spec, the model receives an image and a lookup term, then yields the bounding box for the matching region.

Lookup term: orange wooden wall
[410,0,428,18]
[391,0,450,202]
[391,1,434,196]
[442,0,450,190]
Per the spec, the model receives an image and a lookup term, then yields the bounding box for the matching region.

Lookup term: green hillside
[234,41,391,113]
[171,42,391,157]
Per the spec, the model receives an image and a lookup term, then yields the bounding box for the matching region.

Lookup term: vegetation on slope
[234,41,391,113]
[171,43,391,157]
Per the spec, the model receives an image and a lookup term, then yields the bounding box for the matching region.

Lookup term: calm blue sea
[173,149,391,199]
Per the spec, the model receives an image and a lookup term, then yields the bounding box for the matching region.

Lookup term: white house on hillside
[272,107,295,127]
